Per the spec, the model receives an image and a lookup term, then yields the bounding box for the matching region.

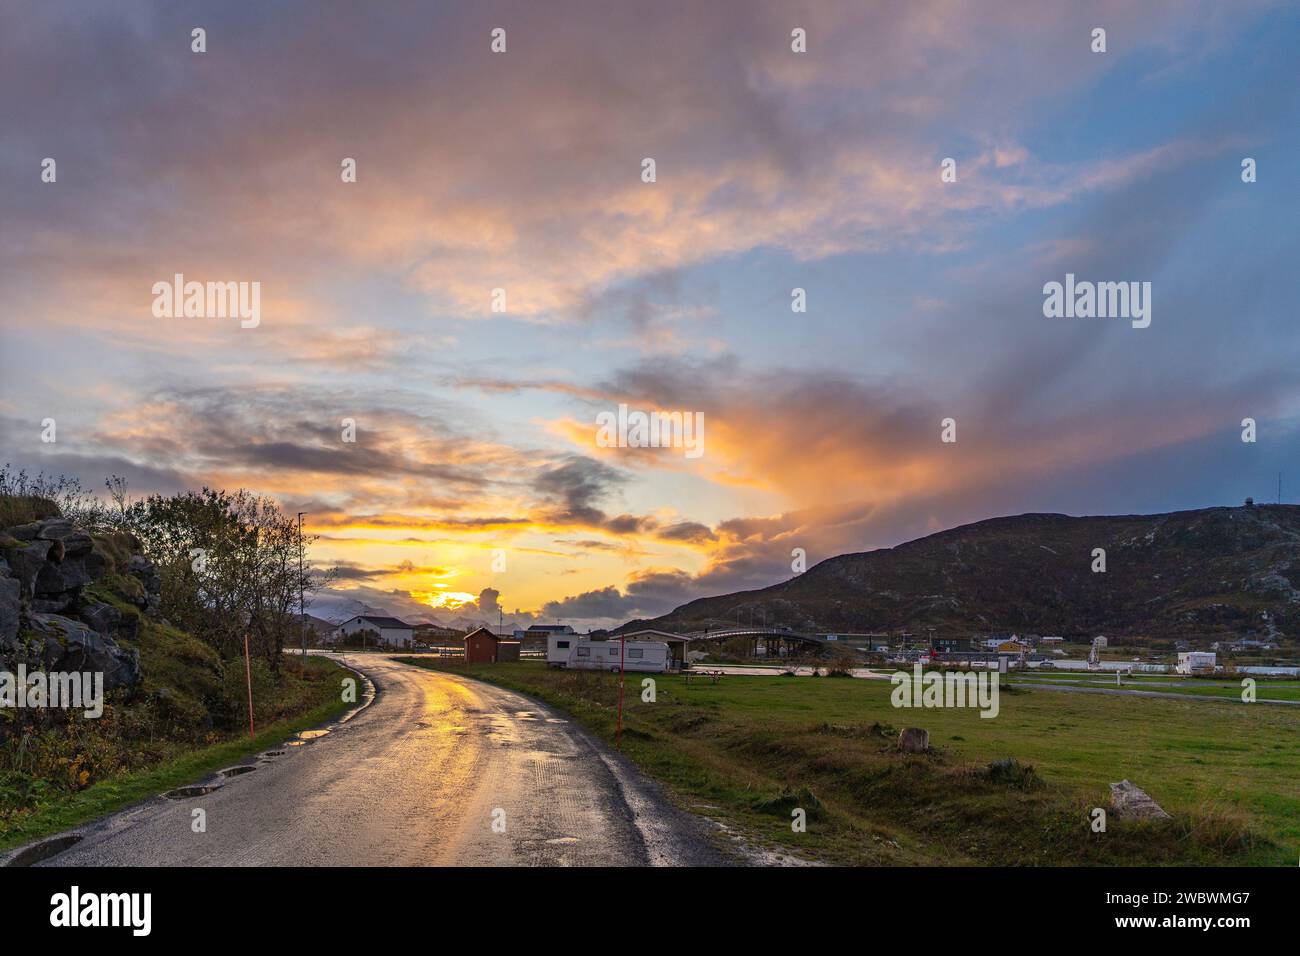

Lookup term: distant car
[1038,661,1055,670]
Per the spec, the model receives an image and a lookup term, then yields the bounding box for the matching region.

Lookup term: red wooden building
[463,627,521,663]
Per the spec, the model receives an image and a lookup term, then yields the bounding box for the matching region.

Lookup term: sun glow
[413,590,478,611]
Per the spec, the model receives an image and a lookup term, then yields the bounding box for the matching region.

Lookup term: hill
[631,503,1300,640]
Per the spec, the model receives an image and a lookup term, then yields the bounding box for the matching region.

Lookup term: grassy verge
[0,655,356,853]
[1009,673,1300,701]
[394,657,1297,866]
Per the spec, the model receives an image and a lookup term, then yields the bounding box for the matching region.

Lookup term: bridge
[681,626,859,655]
[686,629,826,650]
[620,625,864,665]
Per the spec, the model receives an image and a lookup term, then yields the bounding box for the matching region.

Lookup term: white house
[516,624,576,639]
[334,615,414,648]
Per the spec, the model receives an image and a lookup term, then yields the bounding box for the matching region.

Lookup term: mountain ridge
[624,503,1300,639]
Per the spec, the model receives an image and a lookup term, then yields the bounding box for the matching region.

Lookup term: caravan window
[556,640,570,649]
[576,647,590,657]
[628,648,644,659]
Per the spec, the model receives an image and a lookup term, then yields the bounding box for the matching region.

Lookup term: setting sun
[413,590,479,611]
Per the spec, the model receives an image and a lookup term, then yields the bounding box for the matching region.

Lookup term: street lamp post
[297,512,306,664]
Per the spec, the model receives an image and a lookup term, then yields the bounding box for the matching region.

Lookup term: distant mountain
[300,613,336,636]
[308,597,527,633]
[628,504,1300,640]
[309,596,438,626]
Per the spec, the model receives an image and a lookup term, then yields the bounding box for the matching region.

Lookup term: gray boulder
[1109,779,1171,820]
[30,612,141,691]
[35,556,93,596]
[898,727,930,753]
[32,595,77,614]
[81,600,123,637]
[2,539,52,598]
[61,530,94,557]
[35,519,75,541]
[8,522,41,542]
[0,575,20,646]
[127,554,161,613]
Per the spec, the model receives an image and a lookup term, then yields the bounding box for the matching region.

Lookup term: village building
[463,626,521,663]
[333,615,414,648]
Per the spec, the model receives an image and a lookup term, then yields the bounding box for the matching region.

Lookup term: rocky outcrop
[1,515,155,692]
[30,612,140,689]
[126,554,161,615]
[0,574,19,651]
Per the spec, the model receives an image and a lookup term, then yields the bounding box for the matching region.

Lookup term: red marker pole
[616,634,626,749]
[244,632,255,738]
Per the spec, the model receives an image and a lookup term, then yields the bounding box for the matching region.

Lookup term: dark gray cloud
[657,522,717,543]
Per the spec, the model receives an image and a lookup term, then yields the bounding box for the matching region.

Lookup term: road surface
[16,654,726,866]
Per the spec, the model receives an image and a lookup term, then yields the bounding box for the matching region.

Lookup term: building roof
[463,626,511,641]
[345,615,412,629]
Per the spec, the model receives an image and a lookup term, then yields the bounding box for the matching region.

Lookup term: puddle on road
[261,750,285,758]
[514,711,539,721]
[164,784,221,799]
[5,834,84,867]
[219,766,257,778]
[286,729,330,746]
[545,718,568,724]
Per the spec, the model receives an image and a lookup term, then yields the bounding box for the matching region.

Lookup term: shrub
[0,494,60,527]
[986,757,1044,791]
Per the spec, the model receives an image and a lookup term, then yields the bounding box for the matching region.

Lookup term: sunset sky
[2,1,1298,628]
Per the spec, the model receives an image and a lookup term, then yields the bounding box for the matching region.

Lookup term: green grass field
[1010,672,1300,702]
[396,658,1300,866]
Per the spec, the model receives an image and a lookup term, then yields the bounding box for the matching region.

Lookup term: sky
[2,1,1298,628]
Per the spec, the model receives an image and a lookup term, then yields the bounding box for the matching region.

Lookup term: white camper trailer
[547,635,671,673]
[1176,651,1217,675]
[546,633,577,668]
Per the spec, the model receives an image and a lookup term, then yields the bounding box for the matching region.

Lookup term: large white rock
[1109,779,1171,820]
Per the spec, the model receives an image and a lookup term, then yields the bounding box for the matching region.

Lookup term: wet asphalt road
[25,654,726,866]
